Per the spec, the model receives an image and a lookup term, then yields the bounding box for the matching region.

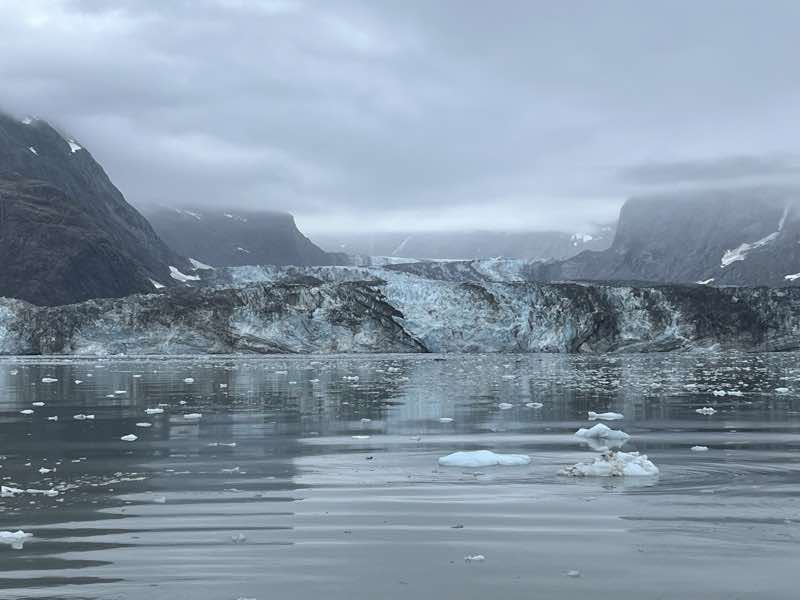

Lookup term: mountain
[313,227,615,261]
[145,207,340,267]
[0,113,190,306]
[528,188,800,286]
[2,262,800,355]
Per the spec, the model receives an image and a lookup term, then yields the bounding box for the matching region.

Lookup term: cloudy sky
[2,0,800,234]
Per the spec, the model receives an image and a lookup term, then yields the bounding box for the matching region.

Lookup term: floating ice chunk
[360,418,372,423]
[74,380,83,384]
[775,387,790,394]
[343,375,360,382]
[28,146,38,155]
[189,258,214,271]
[712,390,727,396]
[525,402,543,408]
[438,450,531,468]
[438,417,454,423]
[41,377,58,383]
[32,402,45,407]
[183,377,195,383]
[464,554,485,562]
[151,495,167,504]
[695,407,717,415]
[73,414,95,420]
[120,434,138,442]
[20,409,34,415]
[47,416,58,421]
[691,446,709,452]
[38,467,54,474]
[567,570,581,578]
[498,403,514,410]
[785,273,800,281]
[169,266,200,283]
[696,278,714,285]
[574,423,630,440]
[145,408,164,415]
[0,530,32,550]
[231,533,247,544]
[559,451,659,477]
[587,411,624,421]
[183,413,202,420]
[351,435,370,439]
[1,486,23,497]
[135,422,152,428]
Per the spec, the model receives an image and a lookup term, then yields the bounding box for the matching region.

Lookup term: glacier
[1,261,800,355]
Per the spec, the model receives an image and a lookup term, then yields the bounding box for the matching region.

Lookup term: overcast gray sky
[2,0,800,234]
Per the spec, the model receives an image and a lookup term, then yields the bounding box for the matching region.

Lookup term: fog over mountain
[2,1,800,236]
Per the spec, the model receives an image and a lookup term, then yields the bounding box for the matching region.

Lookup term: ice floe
[691,446,709,452]
[574,423,630,440]
[695,407,717,415]
[0,530,32,550]
[120,434,138,442]
[438,450,531,468]
[587,411,624,421]
[559,451,659,477]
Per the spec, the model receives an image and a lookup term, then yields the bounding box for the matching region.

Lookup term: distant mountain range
[313,227,615,261]
[528,188,800,287]
[0,113,190,306]
[4,110,800,315]
[145,207,339,268]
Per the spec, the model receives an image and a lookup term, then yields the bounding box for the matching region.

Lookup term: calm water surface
[1,353,799,600]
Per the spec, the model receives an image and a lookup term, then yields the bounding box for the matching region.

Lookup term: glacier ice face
[2,260,800,355]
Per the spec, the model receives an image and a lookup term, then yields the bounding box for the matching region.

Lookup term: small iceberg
[145,407,164,415]
[525,402,543,409]
[691,445,709,452]
[438,417,454,423]
[559,451,659,477]
[120,434,138,442]
[588,411,624,421]
[183,413,202,420]
[574,423,630,440]
[464,554,485,562]
[438,450,531,468]
[498,403,514,410]
[695,407,717,415]
[0,530,32,550]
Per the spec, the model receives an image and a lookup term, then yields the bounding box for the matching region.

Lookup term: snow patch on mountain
[721,205,790,268]
[169,266,200,282]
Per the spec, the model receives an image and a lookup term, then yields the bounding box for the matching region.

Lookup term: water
[1,353,799,600]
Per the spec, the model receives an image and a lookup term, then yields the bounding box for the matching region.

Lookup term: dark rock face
[145,207,338,267]
[529,189,800,286]
[0,113,188,306]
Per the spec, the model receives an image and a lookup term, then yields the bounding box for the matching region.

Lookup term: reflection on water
[1,353,799,599]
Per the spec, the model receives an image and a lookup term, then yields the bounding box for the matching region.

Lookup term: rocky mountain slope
[146,207,340,267]
[529,189,800,286]
[0,113,190,306]
[2,263,799,355]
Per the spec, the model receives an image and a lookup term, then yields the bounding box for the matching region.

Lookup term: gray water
[1,353,799,600]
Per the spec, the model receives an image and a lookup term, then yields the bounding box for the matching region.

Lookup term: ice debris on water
[775,387,790,393]
[438,417,454,423]
[691,446,709,452]
[135,422,152,428]
[587,411,624,421]
[120,434,138,442]
[20,409,34,415]
[696,407,717,415]
[438,450,531,468]
[41,377,58,383]
[464,554,485,562]
[183,377,195,383]
[231,533,247,544]
[0,530,32,550]
[559,451,659,477]
[525,402,543,408]
[183,413,202,420]
[73,414,95,420]
[574,423,630,440]
[498,402,514,410]
[145,408,164,415]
